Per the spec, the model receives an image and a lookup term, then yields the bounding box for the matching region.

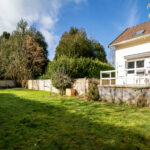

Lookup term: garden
[0,89,150,150]
[1,20,150,150]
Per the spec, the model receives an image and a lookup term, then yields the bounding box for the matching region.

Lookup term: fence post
[110,72,112,86]
[100,71,102,86]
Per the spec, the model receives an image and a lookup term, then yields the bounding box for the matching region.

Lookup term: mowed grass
[0,89,150,150]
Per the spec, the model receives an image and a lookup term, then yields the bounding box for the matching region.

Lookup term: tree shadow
[0,93,149,150]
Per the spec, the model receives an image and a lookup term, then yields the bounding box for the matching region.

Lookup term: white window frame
[126,59,145,75]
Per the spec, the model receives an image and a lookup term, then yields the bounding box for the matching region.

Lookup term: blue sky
[55,0,149,61]
[0,0,149,62]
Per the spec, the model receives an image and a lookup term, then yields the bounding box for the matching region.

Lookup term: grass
[0,89,150,150]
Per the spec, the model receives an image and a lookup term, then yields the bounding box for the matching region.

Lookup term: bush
[87,83,99,101]
[38,74,50,80]
[51,71,73,95]
[38,62,53,79]
[43,56,114,79]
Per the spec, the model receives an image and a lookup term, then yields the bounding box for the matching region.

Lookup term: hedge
[39,56,114,79]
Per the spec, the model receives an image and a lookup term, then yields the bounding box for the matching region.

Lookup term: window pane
[128,70,134,74]
[133,30,145,36]
[136,60,144,68]
[127,62,134,69]
[136,71,144,75]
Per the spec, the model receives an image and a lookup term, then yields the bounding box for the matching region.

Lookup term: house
[101,21,150,86]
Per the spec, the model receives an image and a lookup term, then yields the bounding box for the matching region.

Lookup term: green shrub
[51,71,73,95]
[38,74,49,79]
[87,83,99,101]
[38,62,53,79]
[43,56,114,79]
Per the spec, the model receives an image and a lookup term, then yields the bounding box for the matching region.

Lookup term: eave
[109,33,150,48]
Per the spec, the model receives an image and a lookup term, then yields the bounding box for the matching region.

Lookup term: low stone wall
[73,78,99,94]
[73,78,89,95]
[99,86,150,106]
[28,80,59,94]
[28,78,99,95]
[0,80,15,88]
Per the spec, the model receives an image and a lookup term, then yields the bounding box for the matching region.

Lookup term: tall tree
[55,27,107,62]
[26,36,48,77]
[0,19,48,86]
[0,33,10,79]
[91,40,107,62]
[3,20,32,86]
[34,31,48,58]
[1,31,10,40]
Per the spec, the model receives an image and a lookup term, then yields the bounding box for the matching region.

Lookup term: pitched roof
[109,21,150,47]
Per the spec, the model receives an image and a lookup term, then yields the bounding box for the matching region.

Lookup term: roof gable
[109,21,150,47]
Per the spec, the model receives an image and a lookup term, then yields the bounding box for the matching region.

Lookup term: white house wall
[115,40,150,85]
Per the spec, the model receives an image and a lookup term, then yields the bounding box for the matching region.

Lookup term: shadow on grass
[0,93,149,150]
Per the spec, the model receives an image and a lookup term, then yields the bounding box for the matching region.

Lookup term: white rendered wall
[115,41,150,85]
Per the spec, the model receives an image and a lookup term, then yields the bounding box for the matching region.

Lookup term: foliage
[33,31,48,73]
[1,89,150,149]
[38,61,52,79]
[26,36,48,78]
[55,27,107,62]
[91,41,107,62]
[34,31,48,58]
[147,3,150,18]
[1,31,10,39]
[0,35,10,79]
[5,28,31,87]
[51,71,73,95]
[45,56,114,79]
[0,19,48,86]
[87,83,99,101]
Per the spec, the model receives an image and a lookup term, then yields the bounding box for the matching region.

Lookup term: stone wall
[0,80,15,88]
[28,78,100,95]
[99,86,150,106]
[73,78,99,94]
[73,78,89,95]
[28,80,59,94]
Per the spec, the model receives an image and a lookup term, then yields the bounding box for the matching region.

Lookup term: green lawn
[0,89,150,150]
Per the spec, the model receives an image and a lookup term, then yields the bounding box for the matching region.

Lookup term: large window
[127,60,144,74]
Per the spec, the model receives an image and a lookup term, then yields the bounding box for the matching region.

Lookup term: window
[128,61,134,69]
[133,30,145,36]
[136,70,145,75]
[136,60,144,68]
[127,60,145,75]
[128,70,135,74]
[127,61,135,74]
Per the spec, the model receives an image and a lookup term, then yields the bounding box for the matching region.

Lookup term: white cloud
[0,0,86,59]
[41,16,57,30]
[40,28,59,58]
